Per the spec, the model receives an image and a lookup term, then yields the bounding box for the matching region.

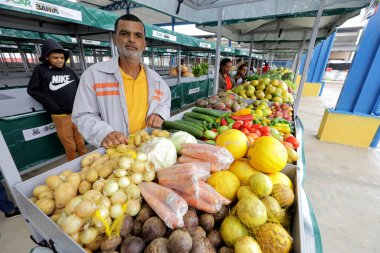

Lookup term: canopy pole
[294,0,325,115]
[291,53,298,72]
[76,34,87,71]
[177,45,182,84]
[93,49,97,64]
[247,35,253,73]
[34,43,41,58]
[109,32,118,57]
[0,49,9,77]
[294,32,307,83]
[208,51,211,78]
[213,6,224,95]
[150,41,155,70]
[16,42,30,77]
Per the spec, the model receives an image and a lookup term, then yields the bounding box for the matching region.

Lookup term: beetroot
[208,97,219,105]
[196,100,208,107]
[221,97,233,108]
[213,102,226,111]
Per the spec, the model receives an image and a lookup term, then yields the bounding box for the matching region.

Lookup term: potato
[75,199,97,218]
[67,173,81,190]
[61,214,84,234]
[35,198,55,215]
[83,248,93,253]
[168,229,192,253]
[100,235,122,252]
[218,247,234,253]
[83,190,102,203]
[142,217,166,243]
[191,238,216,253]
[33,185,50,197]
[65,196,83,215]
[183,210,199,235]
[90,154,110,169]
[85,235,104,251]
[70,231,81,243]
[86,168,99,183]
[38,190,54,200]
[199,214,214,232]
[207,230,222,249]
[132,220,143,237]
[50,213,61,222]
[121,236,145,253]
[213,205,228,224]
[81,152,101,167]
[144,237,169,253]
[78,180,92,194]
[99,164,114,179]
[136,207,155,224]
[30,197,38,203]
[80,166,90,181]
[134,135,142,146]
[60,169,73,177]
[80,227,98,244]
[55,182,77,208]
[120,215,134,238]
[192,226,206,241]
[46,175,63,190]
[92,179,105,192]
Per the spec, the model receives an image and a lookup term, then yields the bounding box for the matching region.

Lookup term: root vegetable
[132,220,143,236]
[126,199,141,216]
[83,190,102,203]
[36,198,55,215]
[99,196,111,207]
[111,191,128,205]
[142,217,166,243]
[168,229,192,253]
[67,173,81,190]
[65,196,83,215]
[132,161,147,174]
[199,214,214,232]
[143,170,155,182]
[79,181,92,195]
[144,237,169,253]
[192,226,206,241]
[131,173,144,185]
[103,181,119,196]
[75,199,96,218]
[81,152,101,167]
[38,190,54,200]
[55,182,77,208]
[60,169,73,178]
[70,231,80,243]
[115,168,127,178]
[120,215,134,237]
[85,235,104,251]
[80,227,98,244]
[86,168,99,183]
[99,164,114,179]
[46,175,63,190]
[119,156,134,170]
[101,235,122,252]
[125,184,140,199]
[61,214,84,234]
[213,205,228,224]
[207,230,222,249]
[83,248,93,253]
[50,213,61,222]
[136,207,154,223]
[56,212,67,226]
[30,197,37,203]
[183,210,199,236]
[33,185,50,197]
[80,166,90,181]
[118,177,131,188]
[92,179,105,192]
[191,238,216,253]
[110,203,124,218]
[218,247,234,253]
[121,236,145,253]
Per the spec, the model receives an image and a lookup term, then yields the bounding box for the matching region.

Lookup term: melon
[267,172,293,191]
[249,173,273,198]
[236,196,267,227]
[256,223,292,253]
[229,158,260,184]
[216,129,249,159]
[207,171,240,201]
[220,216,249,247]
[271,184,294,208]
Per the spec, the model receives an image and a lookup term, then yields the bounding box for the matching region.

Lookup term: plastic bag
[178,155,219,172]
[139,137,177,171]
[157,162,211,198]
[139,182,188,229]
[181,143,234,171]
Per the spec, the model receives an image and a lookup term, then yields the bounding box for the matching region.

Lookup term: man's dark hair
[114,13,145,35]
[220,58,232,69]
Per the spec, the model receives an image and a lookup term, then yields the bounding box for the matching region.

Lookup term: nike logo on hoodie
[49,75,74,91]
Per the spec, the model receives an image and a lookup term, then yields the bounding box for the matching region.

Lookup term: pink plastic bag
[178,156,219,172]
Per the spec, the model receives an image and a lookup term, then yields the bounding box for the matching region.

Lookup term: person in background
[218,58,236,91]
[262,62,271,73]
[72,14,171,148]
[234,62,248,85]
[0,183,20,218]
[27,39,87,161]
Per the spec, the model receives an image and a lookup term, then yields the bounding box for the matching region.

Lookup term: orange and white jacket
[72,57,171,147]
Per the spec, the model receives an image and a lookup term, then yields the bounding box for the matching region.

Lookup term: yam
[33,185,50,197]
[136,207,155,224]
[183,210,199,235]
[38,190,54,200]
[144,237,169,253]
[207,230,222,249]
[101,235,122,252]
[36,198,55,215]
[142,217,166,243]
[168,229,193,253]
[79,180,92,195]
[191,238,216,253]
[120,215,134,238]
[121,236,145,253]
[199,214,214,232]
[55,182,77,208]
[46,175,63,190]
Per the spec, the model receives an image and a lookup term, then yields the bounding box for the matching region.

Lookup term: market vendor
[234,62,248,85]
[72,14,171,148]
[218,58,236,91]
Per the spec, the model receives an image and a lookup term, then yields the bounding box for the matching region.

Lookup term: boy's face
[46,52,65,68]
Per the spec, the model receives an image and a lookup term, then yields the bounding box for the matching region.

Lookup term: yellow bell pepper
[233,108,251,116]
[273,125,291,134]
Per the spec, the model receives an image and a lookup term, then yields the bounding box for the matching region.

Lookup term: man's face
[114,20,146,59]
[222,61,232,74]
[46,52,65,68]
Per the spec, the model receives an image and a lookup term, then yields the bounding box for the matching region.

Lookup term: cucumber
[184,112,215,124]
[193,107,223,118]
[183,116,205,125]
[162,121,204,138]
[175,120,204,132]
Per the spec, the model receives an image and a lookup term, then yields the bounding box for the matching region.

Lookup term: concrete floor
[1,81,379,253]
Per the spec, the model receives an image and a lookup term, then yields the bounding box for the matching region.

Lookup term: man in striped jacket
[72,14,171,148]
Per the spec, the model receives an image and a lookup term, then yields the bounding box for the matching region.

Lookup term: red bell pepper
[259,126,271,134]
[230,114,253,121]
[242,120,253,129]
[232,120,244,130]
[252,124,262,130]
[285,136,300,149]
[254,129,262,137]
[241,127,250,135]
[211,128,218,133]
[220,118,228,126]
[262,132,272,136]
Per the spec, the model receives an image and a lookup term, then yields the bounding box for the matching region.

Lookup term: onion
[136,152,148,162]
[98,196,111,208]
[125,184,140,200]
[118,176,131,188]
[61,214,84,234]
[56,212,67,226]
[83,190,102,203]
[92,180,105,192]
[114,169,127,178]
[103,181,119,196]
[110,204,123,218]
[80,227,98,245]
[65,196,83,215]
[131,161,147,174]
[119,156,134,170]
[97,205,110,219]
[111,191,127,205]
[126,200,141,216]
[131,173,143,185]
[75,200,97,218]
[143,170,155,182]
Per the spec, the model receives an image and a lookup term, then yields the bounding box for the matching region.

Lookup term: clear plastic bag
[178,155,219,172]
[139,182,188,229]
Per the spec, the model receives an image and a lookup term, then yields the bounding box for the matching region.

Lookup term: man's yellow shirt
[120,66,148,134]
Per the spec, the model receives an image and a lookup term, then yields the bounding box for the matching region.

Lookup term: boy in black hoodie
[27,39,87,161]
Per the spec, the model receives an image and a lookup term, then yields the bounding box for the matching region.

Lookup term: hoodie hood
[39,39,69,62]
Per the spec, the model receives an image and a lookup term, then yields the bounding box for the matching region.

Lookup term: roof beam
[102,0,139,11]
[185,0,265,11]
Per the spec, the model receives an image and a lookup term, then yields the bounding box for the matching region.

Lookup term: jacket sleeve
[27,66,62,114]
[152,77,171,120]
[72,70,114,147]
